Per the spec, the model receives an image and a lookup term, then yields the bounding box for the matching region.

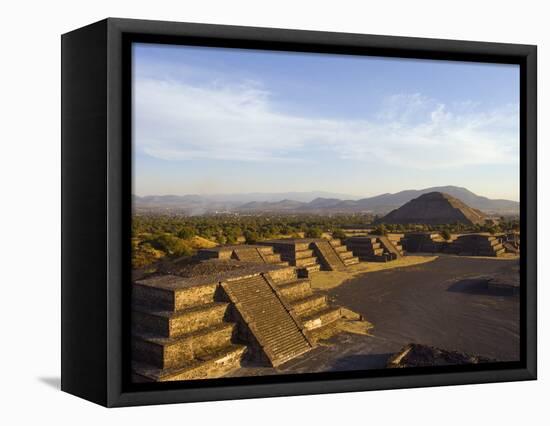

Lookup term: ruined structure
[258,238,359,275]
[345,234,405,262]
[379,191,486,225]
[403,232,450,253]
[131,241,355,381]
[403,232,506,257]
[446,234,505,257]
[195,244,288,266]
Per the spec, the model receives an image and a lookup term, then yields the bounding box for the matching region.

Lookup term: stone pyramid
[379,192,486,225]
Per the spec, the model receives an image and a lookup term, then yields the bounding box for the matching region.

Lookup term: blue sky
[132,43,520,201]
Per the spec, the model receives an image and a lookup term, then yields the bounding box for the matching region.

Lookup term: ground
[310,255,438,290]
[227,255,520,377]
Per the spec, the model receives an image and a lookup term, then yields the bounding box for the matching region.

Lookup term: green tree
[176,226,195,240]
[244,230,259,244]
[304,227,323,238]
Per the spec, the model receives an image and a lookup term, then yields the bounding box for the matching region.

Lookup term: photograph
[130,42,521,382]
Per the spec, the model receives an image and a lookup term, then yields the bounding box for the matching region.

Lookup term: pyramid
[379,192,486,225]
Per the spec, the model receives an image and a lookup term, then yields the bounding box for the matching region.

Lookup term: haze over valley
[133,185,519,216]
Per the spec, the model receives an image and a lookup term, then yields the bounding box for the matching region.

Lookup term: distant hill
[378,192,487,225]
[237,199,305,212]
[351,186,518,214]
[133,186,519,216]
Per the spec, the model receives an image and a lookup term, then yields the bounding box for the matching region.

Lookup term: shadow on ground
[447,278,516,297]
[329,353,394,372]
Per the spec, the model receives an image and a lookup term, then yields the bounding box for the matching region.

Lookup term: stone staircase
[131,274,247,382]
[258,239,321,277]
[377,235,403,259]
[221,274,312,367]
[131,261,350,380]
[259,238,358,275]
[311,240,347,271]
[386,233,406,256]
[328,238,360,267]
[345,236,395,262]
[270,269,344,338]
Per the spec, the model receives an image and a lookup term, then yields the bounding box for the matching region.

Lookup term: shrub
[440,229,451,240]
[176,226,195,240]
[304,227,323,238]
[132,242,164,269]
[371,224,387,236]
[244,230,259,244]
[147,233,193,257]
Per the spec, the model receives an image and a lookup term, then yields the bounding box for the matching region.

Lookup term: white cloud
[134,77,519,169]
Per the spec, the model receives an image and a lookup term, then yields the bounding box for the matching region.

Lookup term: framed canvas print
[61,18,537,407]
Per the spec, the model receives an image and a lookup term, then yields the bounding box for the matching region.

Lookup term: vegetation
[370,224,387,236]
[440,229,451,240]
[331,228,347,240]
[132,213,374,268]
[131,213,520,269]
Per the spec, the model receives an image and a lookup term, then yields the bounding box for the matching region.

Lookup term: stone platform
[345,235,404,262]
[258,238,359,275]
[196,244,288,265]
[448,234,506,257]
[132,259,348,381]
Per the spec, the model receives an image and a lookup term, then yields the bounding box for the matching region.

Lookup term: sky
[132,43,520,201]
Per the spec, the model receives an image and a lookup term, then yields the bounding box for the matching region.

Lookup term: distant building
[377,192,486,225]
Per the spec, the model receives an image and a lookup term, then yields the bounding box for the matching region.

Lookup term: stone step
[494,248,506,256]
[298,264,322,278]
[132,323,236,369]
[233,248,264,263]
[329,238,342,247]
[312,240,347,271]
[261,253,285,264]
[333,245,347,253]
[132,302,229,338]
[291,294,328,315]
[257,246,275,255]
[132,344,246,382]
[267,266,298,283]
[339,250,354,259]
[293,242,312,251]
[276,279,313,301]
[294,256,319,267]
[343,257,360,266]
[221,274,311,367]
[300,306,342,331]
[133,276,218,312]
[294,249,314,259]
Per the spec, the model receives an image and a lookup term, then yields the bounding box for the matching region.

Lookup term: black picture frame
[61,17,537,407]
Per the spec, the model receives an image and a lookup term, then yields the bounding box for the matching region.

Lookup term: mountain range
[133,186,519,216]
